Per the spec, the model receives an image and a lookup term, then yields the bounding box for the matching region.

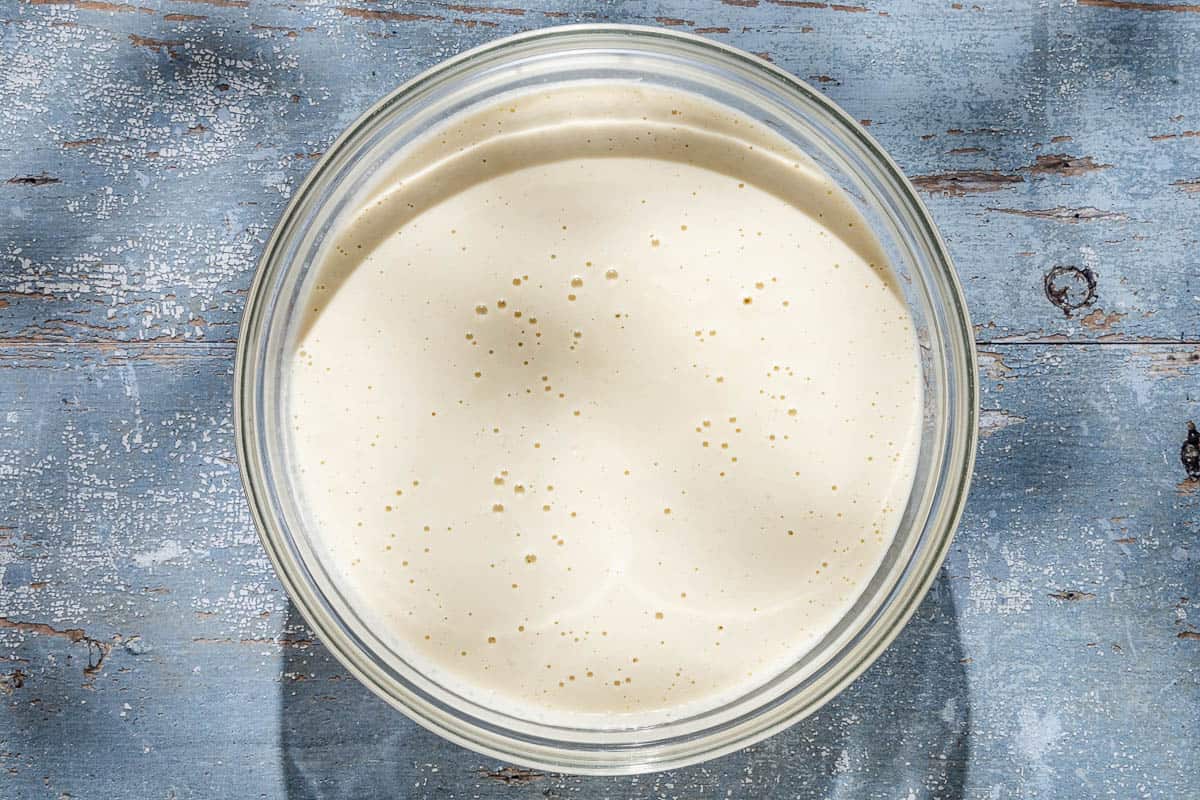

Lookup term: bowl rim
[234,22,979,775]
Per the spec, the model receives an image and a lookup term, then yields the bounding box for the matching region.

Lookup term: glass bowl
[235,24,978,775]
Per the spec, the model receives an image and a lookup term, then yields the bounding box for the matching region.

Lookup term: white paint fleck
[133,540,187,568]
[979,409,1026,437]
[940,696,959,725]
[1016,707,1064,762]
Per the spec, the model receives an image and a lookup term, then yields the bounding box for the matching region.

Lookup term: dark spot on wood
[767,0,828,9]
[753,51,773,61]
[215,82,231,91]
[1172,179,1200,193]
[82,641,112,679]
[62,137,108,148]
[174,0,248,7]
[768,0,873,9]
[808,74,840,84]
[655,15,693,25]
[480,767,545,784]
[0,669,25,695]
[1043,266,1097,316]
[193,636,315,647]
[987,206,1128,222]
[948,146,984,155]
[453,17,498,26]
[337,6,444,22]
[28,0,153,12]
[1022,153,1112,177]
[1048,590,1096,601]
[1079,0,1200,11]
[768,0,867,9]
[695,26,731,33]
[0,617,111,682]
[911,170,1023,196]
[721,0,759,5]
[1050,135,1073,143]
[163,12,206,20]
[1150,129,1200,141]
[1113,537,1137,544]
[1181,421,1199,481]
[1178,631,1200,640]
[250,23,299,34]
[6,174,60,186]
[187,123,207,134]
[444,3,526,14]
[129,33,183,53]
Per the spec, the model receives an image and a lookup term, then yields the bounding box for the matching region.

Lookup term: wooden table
[2,1,1197,797]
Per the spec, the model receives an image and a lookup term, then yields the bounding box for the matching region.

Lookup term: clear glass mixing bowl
[235,24,978,775]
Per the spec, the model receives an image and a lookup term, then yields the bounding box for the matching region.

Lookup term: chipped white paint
[979,409,1026,437]
[131,540,188,568]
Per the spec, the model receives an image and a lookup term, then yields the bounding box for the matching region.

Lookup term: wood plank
[2,1,1200,344]
[0,342,1195,797]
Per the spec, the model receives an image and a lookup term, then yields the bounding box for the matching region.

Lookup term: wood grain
[2,0,1198,797]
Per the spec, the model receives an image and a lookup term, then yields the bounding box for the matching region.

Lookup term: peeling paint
[1080,0,1200,12]
[979,409,1025,437]
[986,206,1128,223]
[912,170,1023,196]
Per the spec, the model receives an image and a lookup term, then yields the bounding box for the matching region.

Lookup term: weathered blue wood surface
[1,1,1198,798]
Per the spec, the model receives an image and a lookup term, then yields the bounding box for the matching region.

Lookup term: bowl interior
[236,25,977,774]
